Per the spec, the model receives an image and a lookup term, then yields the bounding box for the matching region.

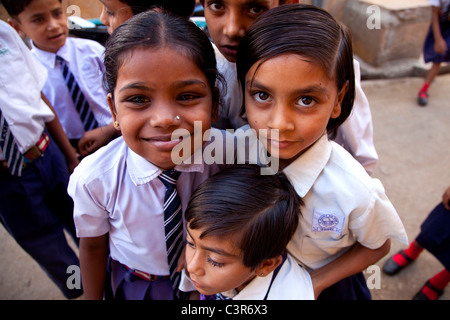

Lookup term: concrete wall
[340,0,431,68]
[0,0,102,21]
[302,0,434,77]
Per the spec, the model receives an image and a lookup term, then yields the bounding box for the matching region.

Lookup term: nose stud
[175,115,180,121]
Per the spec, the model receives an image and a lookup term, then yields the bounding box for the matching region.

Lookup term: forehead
[100,0,128,10]
[20,0,62,15]
[208,0,279,8]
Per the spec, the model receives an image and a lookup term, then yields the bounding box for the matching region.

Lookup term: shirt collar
[223,273,273,300]
[282,133,332,197]
[31,40,69,69]
[125,147,205,186]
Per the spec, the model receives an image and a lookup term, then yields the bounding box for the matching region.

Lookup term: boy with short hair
[0,20,82,299]
[201,0,379,175]
[2,0,117,157]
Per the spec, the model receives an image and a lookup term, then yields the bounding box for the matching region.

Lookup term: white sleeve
[334,59,378,175]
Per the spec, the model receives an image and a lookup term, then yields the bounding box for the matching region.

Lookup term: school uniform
[415,202,450,270]
[423,0,450,63]
[246,129,408,299]
[211,45,247,130]
[31,37,111,140]
[0,21,81,299]
[283,133,408,299]
[225,254,314,300]
[68,129,232,300]
[212,44,378,175]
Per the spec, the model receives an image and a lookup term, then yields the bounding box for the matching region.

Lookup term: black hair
[103,10,223,116]
[185,164,302,270]
[119,0,195,18]
[1,0,62,18]
[236,4,355,139]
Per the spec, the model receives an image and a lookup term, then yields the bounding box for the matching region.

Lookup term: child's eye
[178,93,199,101]
[208,1,224,13]
[186,240,195,249]
[126,96,149,104]
[32,17,44,24]
[252,91,270,103]
[297,96,316,107]
[106,10,115,16]
[53,9,63,18]
[207,256,224,268]
[249,6,266,16]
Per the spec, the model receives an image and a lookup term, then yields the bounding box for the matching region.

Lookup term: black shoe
[413,280,444,300]
[382,250,413,275]
[418,91,428,106]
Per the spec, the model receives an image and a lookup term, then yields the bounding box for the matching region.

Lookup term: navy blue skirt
[423,20,450,63]
[317,272,371,300]
[416,202,450,270]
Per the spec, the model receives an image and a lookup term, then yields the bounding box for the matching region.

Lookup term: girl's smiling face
[245,54,345,169]
[185,225,257,296]
[109,47,214,170]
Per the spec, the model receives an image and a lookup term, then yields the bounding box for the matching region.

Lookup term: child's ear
[7,18,27,38]
[331,81,349,119]
[255,255,282,278]
[107,93,120,131]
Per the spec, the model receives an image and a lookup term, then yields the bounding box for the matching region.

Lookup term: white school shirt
[31,37,111,140]
[333,59,378,176]
[68,129,229,275]
[429,0,450,10]
[213,43,378,175]
[0,21,54,160]
[280,133,408,270]
[224,254,314,300]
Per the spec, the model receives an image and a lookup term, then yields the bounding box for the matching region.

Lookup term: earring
[175,115,180,121]
[114,121,119,127]
[260,273,264,276]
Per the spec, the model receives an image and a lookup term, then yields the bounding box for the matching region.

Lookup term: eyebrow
[118,79,207,93]
[187,229,237,258]
[248,79,331,97]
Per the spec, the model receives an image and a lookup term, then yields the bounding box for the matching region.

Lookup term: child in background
[236,5,408,299]
[99,0,195,34]
[200,0,378,175]
[383,185,450,300]
[182,165,314,300]
[0,20,81,299]
[3,0,117,157]
[68,11,227,300]
[417,0,450,106]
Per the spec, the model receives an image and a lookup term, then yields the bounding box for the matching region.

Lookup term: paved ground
[0,74,449,300]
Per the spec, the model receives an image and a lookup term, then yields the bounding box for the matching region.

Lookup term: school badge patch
[0,40,8,56]
[312,209,345,235]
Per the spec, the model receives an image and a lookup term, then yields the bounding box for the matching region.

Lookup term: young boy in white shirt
[3,0,118,157]
[0,20,81,299]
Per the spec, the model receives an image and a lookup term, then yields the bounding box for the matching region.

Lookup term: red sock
[422,269,450,300]
[392,241,423,266]
[419,83,430,93]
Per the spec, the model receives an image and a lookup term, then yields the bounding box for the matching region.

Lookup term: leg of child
[382,240,423,275]
[418,62,441,106]
[414,268,450,300]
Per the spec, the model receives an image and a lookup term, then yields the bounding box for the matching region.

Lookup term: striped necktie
[56,56,99,131]
[0,108,23,176]
[158,169,184,298]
